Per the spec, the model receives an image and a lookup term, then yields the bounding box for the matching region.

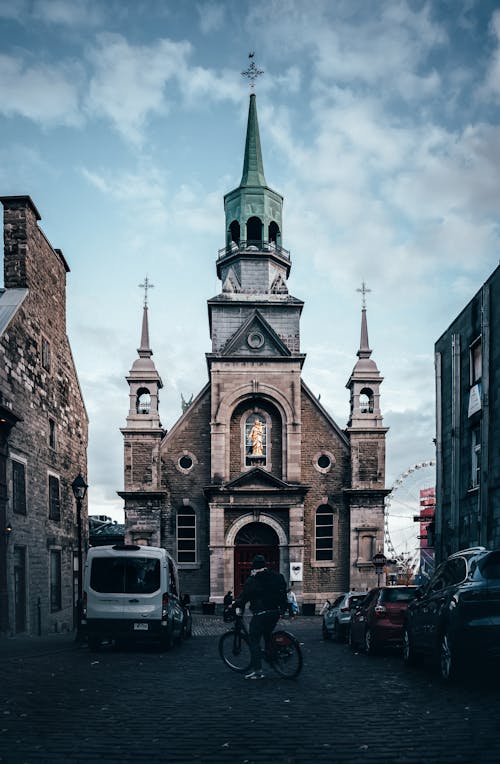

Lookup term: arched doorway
[234,522,279,596]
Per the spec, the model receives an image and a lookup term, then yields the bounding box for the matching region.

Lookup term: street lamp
[71,473,88,639]
[372,551,387,588]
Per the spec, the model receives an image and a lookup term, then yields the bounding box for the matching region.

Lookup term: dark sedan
[349,586,417,654]
[402,546,500,681]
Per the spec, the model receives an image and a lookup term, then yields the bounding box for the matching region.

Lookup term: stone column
[209,502,225,602]
[288,504,305,599]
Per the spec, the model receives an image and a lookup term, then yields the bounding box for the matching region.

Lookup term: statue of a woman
[248,418,264,455]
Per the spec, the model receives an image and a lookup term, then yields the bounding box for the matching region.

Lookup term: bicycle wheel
[270,630,303,678]
[218,630,252,673]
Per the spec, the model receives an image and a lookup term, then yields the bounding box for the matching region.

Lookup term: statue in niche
[248,418,264,455]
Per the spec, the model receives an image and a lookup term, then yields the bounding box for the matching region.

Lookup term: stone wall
[0,196,88,636]
[300,385,351,604]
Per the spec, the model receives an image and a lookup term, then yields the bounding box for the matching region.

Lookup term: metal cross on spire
[357,281,371,310]
[139,276,154,308]
[241,52,264,91]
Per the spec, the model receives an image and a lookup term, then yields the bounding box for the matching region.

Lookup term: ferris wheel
[384,461,436,571]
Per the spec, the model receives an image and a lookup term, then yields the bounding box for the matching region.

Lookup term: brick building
[435,263,500,563]
[0,196,88,636]
[119,95,389,608]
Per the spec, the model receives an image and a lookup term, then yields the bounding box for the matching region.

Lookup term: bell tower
[345,283,389,589]
[119,278,165,547]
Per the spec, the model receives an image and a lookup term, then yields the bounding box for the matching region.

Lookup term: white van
[82,544,185,650]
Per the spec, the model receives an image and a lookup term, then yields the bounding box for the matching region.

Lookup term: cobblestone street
[1,615,499,763]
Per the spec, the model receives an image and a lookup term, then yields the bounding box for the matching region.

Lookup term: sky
[1,0,500,525]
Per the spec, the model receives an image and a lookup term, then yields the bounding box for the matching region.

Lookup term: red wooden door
[234,544,280,597]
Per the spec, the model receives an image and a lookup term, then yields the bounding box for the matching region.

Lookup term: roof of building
[0,288,28,336]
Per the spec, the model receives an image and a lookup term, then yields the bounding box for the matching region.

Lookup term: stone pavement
[0,615,499,763]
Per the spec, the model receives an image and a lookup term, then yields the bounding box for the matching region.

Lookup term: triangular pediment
[222,309,291,357]
[224,467,292,490]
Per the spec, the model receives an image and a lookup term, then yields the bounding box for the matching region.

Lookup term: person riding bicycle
[234,554,288,680]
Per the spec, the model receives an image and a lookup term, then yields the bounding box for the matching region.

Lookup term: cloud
[197,1,224,34]
[0,54,82,125]
[486,10,500,99]
[32,0,104,26]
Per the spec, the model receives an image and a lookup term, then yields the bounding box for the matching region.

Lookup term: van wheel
[160,627,174,652]
[88,634,101,652]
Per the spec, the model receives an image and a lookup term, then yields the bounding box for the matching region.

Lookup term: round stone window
[176,452,197,474]
[247,331,265,349]
[313,451,335,474]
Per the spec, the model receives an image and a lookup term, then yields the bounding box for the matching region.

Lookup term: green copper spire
[240,94,267,188]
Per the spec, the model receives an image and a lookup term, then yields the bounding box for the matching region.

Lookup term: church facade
[119,94,389,609]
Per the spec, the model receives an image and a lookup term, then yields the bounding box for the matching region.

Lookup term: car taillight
[374,605,386,616]
[162,592,169,617]
[82,591,87,618]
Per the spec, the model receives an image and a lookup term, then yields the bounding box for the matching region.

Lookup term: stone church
[119,94,389,609]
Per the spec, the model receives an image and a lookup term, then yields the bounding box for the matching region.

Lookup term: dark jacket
[235,568,287,614]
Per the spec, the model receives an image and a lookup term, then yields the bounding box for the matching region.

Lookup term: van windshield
[90,557,160,594]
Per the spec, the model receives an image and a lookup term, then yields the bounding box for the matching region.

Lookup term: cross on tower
[357,281,371,310]
[139,276,154,307]
[241,52,264,91]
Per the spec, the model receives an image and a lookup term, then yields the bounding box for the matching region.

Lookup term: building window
[49,419,56,449]
[313,450,335,474]
[359,388,374,413]
[315,504,334,562]
[48,475,61,520]
[470,338,482,385]
[177,507,196,563]
[471,426,481,488]
[41,338,51,372]
[245,413,267,465]
[50,550,62,612]
[12,459,26,515]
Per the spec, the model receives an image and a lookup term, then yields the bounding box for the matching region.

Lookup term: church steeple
[223,91,283,250]
[346,284,384,430]
[240,93,267,188]
[124,278,163,430]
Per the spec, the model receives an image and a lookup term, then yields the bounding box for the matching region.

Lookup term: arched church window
[315,504,334,562]
[177,506,196,564]
[359,388,374,413]
[268,221,280,245]
[245,413,267,465]
[136,388,151,414]
[246,216,262,245]
[229,220,240,245]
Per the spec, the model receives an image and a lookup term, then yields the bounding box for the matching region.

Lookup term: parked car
[402,546,500,681]
[323,591,368,642]
[349,586,417,654]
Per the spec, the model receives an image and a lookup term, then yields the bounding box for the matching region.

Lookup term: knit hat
[251,554,266,570]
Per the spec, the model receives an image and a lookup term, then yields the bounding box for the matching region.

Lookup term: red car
[349,586,417,655]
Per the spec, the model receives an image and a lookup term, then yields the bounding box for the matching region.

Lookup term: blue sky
[1,0,500,521]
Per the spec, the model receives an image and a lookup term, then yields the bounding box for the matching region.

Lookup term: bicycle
[218,612,303,678]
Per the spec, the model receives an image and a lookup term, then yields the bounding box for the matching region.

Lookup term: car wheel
[332,620,342,642]
[364,628,377,656]
[439,632,460,682]
[402,628,420,667]
[348,627,356,651]
[322,622,331,641]
[88,634,101,652]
